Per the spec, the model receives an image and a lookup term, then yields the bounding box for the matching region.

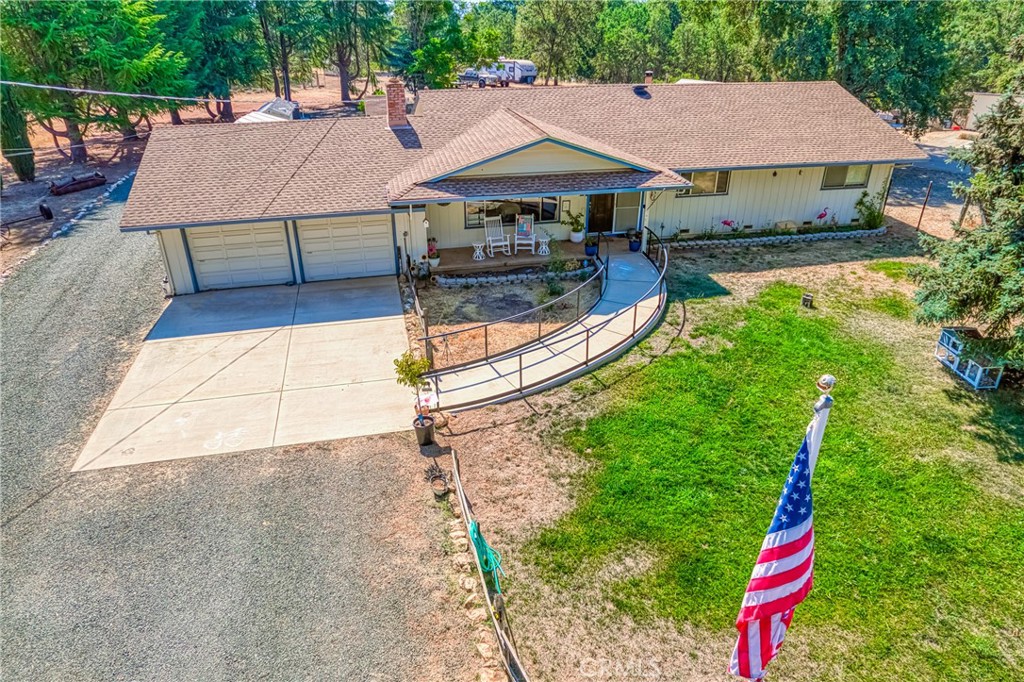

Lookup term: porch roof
[389,169,688,205]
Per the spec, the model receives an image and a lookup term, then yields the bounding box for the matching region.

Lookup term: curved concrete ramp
[430,251,666,411]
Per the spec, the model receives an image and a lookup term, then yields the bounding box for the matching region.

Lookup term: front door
[588,194,615,233]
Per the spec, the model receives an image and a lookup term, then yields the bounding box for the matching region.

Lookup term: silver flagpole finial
[814,375,835,411]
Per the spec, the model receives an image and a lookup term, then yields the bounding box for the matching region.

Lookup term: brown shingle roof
[395,170,688,204]
[121,81,927,230]
[386,107,684,202]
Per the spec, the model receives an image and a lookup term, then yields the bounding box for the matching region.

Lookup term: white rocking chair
[513,214,536,255]
[484,217,510,257]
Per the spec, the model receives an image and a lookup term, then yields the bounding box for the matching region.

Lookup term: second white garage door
[186,222,294,291]
[297,215,396,281]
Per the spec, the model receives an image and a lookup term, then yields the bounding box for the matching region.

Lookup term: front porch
[429,237,634,275]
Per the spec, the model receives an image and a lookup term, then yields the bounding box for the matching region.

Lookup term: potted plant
[628,229,642,252]
[584,235,598,257]
[425,462,449,502]
[427,238,440,268]
[562,209,585,243]
[394,350,435,446]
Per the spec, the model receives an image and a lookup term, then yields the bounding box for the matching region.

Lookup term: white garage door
[186,222,293,291]
[297,215,396,281]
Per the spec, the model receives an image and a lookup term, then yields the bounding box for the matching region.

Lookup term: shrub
[855,190,886,229]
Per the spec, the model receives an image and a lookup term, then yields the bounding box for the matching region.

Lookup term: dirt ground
[431,223,941,681]
[417,276,603,368]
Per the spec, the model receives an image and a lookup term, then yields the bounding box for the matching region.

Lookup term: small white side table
[472,242,486,261]
[537,237,551,256]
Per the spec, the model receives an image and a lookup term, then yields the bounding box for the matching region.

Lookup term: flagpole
[806,375,835,479]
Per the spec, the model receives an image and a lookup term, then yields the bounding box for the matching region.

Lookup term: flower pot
[569,230,584,244]
[428,257,440,268]
[584,244,598,257]
[430,476,449,502]
[629,239,642,252]
[413,415,436,446]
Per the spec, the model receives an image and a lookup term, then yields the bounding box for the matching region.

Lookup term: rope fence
[451,450,530,682]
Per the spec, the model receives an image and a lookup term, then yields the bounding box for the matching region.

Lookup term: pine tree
[913,40,1024,366]
[0,61,35,182]
[1,0,189,161]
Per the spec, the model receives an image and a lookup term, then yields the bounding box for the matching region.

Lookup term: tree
[0,62,35,181]
[391,0,464,89]
[1,0,188,161]
[516,0,600,85]
[463,0,520,60]
[256,1,319,101]
[314,0,391,103]
[913,56,1024,366]
[753,0,832,81]
[943,0,1024,120]
[593,1,652,83]
[156,1,265,122]
[834,0,951,135]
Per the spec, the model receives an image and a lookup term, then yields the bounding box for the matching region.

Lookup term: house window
[822,165,870,189]
[465,197,560,229]
[675,171,730,197]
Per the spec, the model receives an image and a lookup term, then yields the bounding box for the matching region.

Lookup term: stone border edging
[1,170,137,285]
[50,170,137,239]
[433,264,596,288]
[668,225,887,250]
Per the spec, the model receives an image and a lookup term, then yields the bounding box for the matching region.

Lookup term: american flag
[729,393,833,680]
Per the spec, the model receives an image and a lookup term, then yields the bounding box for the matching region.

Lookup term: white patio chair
[513,214,536,255]
[484,217,510,257]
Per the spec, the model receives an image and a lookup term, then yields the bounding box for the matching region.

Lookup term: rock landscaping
[432,263,596,288]
[669,225,887,250]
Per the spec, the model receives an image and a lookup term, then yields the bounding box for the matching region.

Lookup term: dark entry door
[588,194,615,233]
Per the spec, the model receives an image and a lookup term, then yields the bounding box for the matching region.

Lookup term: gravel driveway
[1,180,474,680]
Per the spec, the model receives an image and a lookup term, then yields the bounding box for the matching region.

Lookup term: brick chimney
[385,78,409,129]
[644,70,654,86]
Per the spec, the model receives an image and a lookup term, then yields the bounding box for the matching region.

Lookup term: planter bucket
[413,416,436,446]
[629,240,642,252]
[430,477,449,502]
[569,231,584,244]
[584,245,598,257]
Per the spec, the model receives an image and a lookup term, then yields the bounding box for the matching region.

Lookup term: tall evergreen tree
[314,0,392,103]
[156,1,265,122]
[913,43,1024,366]
[0,61,35,182]
[1,0,188,161]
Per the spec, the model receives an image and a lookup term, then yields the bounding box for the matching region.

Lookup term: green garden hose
[469,520,506,593]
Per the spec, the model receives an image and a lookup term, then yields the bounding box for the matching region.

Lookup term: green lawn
[529,282,1024,681]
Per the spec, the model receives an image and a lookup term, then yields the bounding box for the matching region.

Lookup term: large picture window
[822,165,870,189]
[465,197,560,229]
[675,170,730,197]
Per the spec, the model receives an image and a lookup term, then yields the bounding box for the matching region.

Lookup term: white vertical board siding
[156,229,195,295]
[457,143,630,177]
[185,222,293,291]
[426,195,585,249]
[295,215,396,281]
[645,164,892,237]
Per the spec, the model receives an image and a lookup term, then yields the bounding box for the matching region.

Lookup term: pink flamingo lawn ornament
[721,219,737,231]
[816,207,830,223]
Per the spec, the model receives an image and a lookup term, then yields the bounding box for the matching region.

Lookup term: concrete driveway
[74,277,411,471]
